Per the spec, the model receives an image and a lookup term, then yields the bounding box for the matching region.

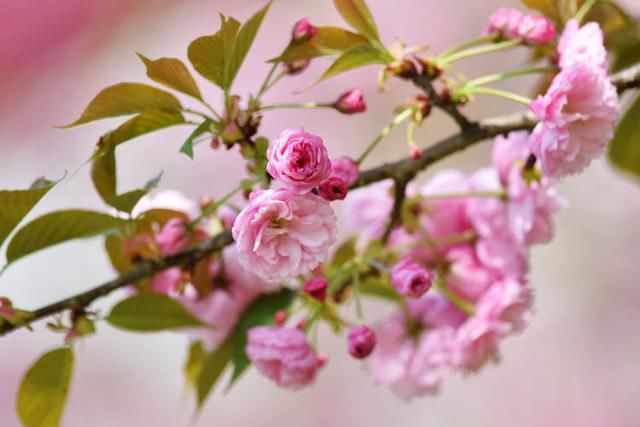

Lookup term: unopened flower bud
[409,144,421,160]
[291,18,318,44]
[274,309,288,325]
[303,277,328,302]
[390,259,434,298]
[316,352,329,367]
[348,325,377,359]
[318,176,348,201]
[332,89,367,115]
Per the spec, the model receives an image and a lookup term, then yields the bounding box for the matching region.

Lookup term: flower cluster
[344,130,564,399]
[484,7,556,45]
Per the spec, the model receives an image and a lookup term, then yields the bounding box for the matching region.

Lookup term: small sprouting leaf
[0,180,55,248]
[104,234,134,274]
[608,94,640,180]
[137,53,203,100]
[91,140,117,201]
[196,341,233,407]
[180,119,212,159]
[17,347,74,427]
[334,0,381,41]
[226,2,272,89]
[107,293,206,332]
[60,83,182,128]
[272,27,369,63]
[6,210,128,264]
[188,16,240,89]
[320,44,393,81]
[103,110,185,147]
[227,289,296,387]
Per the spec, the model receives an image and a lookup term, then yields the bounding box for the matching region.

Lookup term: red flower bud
[348,325,377,359]
[303,277,328,302]
[332,89,367,114]
[291,18,318,44]
[318,176,348,201]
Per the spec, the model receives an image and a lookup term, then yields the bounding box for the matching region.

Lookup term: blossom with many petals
[558,19,608,72]
[246,326,322,389]
[232,189,337,283]
[267,129,332,194]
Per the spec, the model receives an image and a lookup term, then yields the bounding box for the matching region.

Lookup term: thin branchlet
[1,63,638,337]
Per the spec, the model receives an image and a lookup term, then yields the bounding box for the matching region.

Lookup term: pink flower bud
[390,259,434,298]
[303,277,328,302]
[267,129,332,194]
[318,176,348,201]
[246,326,321,389]
[291,18,317,44]
[274,309,288,325]
[517,14,556,44]
[409,144,421,160]
[332,89,367,115]
[348,325,377,359]
[330,156,359,186]
[484,7,524,39]
[316,352,329,367]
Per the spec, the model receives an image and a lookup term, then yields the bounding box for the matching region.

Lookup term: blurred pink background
[2,0,640,426]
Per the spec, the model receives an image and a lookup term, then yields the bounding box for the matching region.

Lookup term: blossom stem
[576,0,598,23]
[181,108,217,122]
[260,102,331,111]
[465,86,532,105]
[357,108,414,165]
[437,36,496,60]
[257,63,279,98]
[464,66,558,88]
[435,279,475,315]
[438,39,521,66]
[352,270,364,323]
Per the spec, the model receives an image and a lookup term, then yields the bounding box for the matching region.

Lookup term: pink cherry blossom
[529,64,619,178]
[232,188,337,283]
[348,325,377,359]
[517,14,556,44]
[330,156,359,186]
[267,128,332,194]
[370,296,466,400]
[558,19,608,72]
[484,7,523,39]
[332,89,367,114]
[491,131,531,184]
[342,179,394,245]
[155,217,189,257]
[445,245,494,303]
[420,169,473,240]
[132,189,200,219]
[246,326,322,389]
[390,258,434,298]
[456,279,532,372]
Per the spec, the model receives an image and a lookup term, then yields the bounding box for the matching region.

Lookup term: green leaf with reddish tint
[0,179,55,248]
[334,0,380,41]
[272,27,369,63]
[17,347,74,427]
[188,16,240,89]
[320,43,393,81]
[107,293,205,332]
[91,141,117,201]
[60,83,182,128]
[137,54,203,100]
[6,210,128,264]
[226,2,272,89]
[608,95,640,180]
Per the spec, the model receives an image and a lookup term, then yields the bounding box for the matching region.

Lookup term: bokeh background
[2,0,640,426]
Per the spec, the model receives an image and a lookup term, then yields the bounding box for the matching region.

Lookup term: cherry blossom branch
[1,63,638,337]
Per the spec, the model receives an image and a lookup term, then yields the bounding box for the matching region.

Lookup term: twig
[1,63,638,337]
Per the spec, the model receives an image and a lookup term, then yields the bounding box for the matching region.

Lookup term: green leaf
[103,110,185,147]
[187,16,240,89]
[6,210,127,264]
[359,276,402,303]
[226,2,271,89]
[137,54,203,100]
[105,189,148,214]
[272,27,369,62]
[334,0,380,41]
[184,341,207,388]
[608,94,640,180]
[0,180,55,248]
[253,137,269,183]
[320,43,393,81]
[330,237,356,271]
[228,289,296,387]
[91,141,117,201]
[196,341,233,407]
[17,347,74,427]
[107,293,205,332]
[60,83,182,128]
[180,119,212,159]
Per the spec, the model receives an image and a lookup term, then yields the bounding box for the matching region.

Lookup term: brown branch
[1,63,638,337]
